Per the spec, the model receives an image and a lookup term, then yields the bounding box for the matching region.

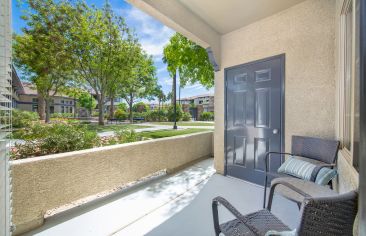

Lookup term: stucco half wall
[11,131,213,235]
[214,0,336,173]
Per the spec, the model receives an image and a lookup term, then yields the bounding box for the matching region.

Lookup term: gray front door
[225,55,284,185]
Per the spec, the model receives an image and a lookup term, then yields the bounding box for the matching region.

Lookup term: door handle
[272,129,279,134]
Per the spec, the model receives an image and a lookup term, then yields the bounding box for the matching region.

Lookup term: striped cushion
[277,157,316,181]
[315,167,337,185]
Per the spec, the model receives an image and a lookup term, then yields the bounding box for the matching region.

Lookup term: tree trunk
[109,97,114,119]
[173,72,177,129]
[179,85,181,105]
[74,96,77,118]
[98,94,105,126]
[129,95,133,124]
[158,98,161,122]
[45,98,51,123]
[37,93,46,121]
[171,77,175,105]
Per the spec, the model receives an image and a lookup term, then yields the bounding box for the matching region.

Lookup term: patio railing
[10,131,214,235]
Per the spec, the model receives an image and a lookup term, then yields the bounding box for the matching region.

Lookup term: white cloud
[157,66,166,74]
[184,84,204,90]
[116,7,174,57]
[164,78,173,86]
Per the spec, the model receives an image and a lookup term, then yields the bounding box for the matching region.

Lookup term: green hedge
[12,109,39,128]
[200,112,214,121]
[51,113,74,118]
[11,123,100,159]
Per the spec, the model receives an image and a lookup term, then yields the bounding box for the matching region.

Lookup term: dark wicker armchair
[263,135,340,208]
[212,184,358,236]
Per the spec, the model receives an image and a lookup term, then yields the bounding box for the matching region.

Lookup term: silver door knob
[272,129,279,134]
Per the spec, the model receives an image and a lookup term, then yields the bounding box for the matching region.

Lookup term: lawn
[86,124,151,132]
[140,128,210,139]
[151,122,214,127]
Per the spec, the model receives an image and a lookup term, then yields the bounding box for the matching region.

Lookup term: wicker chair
[263,135,340,208]
[212,184,358,236]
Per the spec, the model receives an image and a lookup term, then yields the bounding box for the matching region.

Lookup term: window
[32,98,38,112]
[61,106,64,113]
[339,0,359,169]
[32,104,38,112]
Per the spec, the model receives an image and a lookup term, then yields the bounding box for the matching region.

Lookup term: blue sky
[12,0,214,101]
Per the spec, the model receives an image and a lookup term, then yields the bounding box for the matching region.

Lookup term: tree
[120,49,158,123]
[132,102,149,112]
[163,33,214,129]
[67,1,134,125]
[117,103,128,112]
[77,92,97,111]
[13,0,75,123]
[153,85,166,121]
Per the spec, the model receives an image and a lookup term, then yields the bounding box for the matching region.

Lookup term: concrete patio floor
[24,158,215,236]
[24,158,300,236]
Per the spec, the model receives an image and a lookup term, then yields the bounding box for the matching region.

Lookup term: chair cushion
[277,157,316,181]
[265,229,297,236]
[220,209,290,236]
[315,167,337,185]
[271,177,338,204]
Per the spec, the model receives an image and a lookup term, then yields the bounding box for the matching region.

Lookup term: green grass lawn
[140,128,210,139]
[87,124,151,132]
[152,122,214,127]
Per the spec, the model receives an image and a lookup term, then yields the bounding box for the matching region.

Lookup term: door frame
[224,54,286,176]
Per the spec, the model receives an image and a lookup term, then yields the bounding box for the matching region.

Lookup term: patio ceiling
[127,0,306,70]
[177,0,306,34]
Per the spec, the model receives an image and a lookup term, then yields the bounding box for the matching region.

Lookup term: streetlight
[173,74,177,130]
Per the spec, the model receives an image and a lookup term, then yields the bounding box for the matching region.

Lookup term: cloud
[164,78,173,86]
[184,84,204,90]
[116,7,174,57]
[157,66,166,74]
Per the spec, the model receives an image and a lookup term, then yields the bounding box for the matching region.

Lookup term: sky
[12,0,214,101]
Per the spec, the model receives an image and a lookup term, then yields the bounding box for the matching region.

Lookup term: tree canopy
[120,48,158,122]
[14,0,158,125]
[13,0,76,122]
[163,33,214,89]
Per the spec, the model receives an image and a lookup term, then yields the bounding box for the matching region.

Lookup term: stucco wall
[214,0,336,173]
[11,131,213,235]
[17,94,75,113]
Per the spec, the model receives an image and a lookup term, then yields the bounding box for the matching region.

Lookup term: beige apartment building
[17,83,75,114]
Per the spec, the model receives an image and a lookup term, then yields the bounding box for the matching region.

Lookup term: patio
[23,158,299,236]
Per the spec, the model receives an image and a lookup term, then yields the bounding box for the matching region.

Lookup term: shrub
[182,112,192,121]
[167,105,183,122]
[133,102,150,112]
[115,128,142,143]
[11,123,100,159]
[51,113,74,119]
[144,110,168,122]
[200,112,214,121]
[117,103,128,112]
[12,109,39,128]
[114,109,128,120]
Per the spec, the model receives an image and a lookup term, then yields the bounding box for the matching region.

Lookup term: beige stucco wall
[214,0,336,173]
[11,131,213,235]
[17,94,75,113]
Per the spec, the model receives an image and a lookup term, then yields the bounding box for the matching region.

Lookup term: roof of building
[178,94,214,101]
[20,82,73,99]
[11,65,25,94]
